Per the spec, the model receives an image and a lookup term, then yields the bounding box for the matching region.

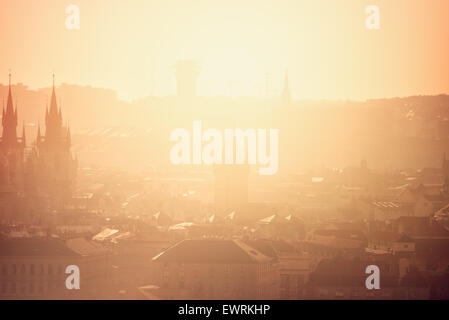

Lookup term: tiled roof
[244,240,278,260]
[152,239,273,264]
[307,257,398,287]
[0,238,79,257]
[369,231,413,242]
[313,229,367,242]
[66,238,110,256]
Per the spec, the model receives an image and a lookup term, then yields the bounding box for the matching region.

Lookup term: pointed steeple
[281,69,291,107]
[4,71,16,123]
[1,71,18,146]
[49,73,58,116]
[45,74,63,143]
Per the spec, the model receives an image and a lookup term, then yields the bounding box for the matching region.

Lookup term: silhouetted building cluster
[0,74,77,224]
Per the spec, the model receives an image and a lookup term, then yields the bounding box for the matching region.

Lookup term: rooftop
[152,239,273,264]
[0,237,108,257]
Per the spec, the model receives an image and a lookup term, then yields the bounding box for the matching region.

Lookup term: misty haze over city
[1,0,449,304]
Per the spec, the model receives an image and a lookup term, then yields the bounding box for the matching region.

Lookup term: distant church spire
[49,73,58,116]
[45,74,63,143]
[31,74,78,205]
[281,69,291,107]
[2,71,19,147]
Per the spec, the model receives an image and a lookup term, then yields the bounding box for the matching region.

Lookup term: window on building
[335,290,344,297]
[280,275,290,289]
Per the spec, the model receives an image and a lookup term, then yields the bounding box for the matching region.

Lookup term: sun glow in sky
[1,0,448,101]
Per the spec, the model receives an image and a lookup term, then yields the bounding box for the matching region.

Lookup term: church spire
[45,74,63,142]
[49,73,58,116]
[5,71,16,121]
[2,71,18,146]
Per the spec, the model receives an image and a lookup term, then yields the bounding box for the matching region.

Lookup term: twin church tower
[0,73,77,220]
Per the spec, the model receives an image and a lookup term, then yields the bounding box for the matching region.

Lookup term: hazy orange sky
[1,0,448,101]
